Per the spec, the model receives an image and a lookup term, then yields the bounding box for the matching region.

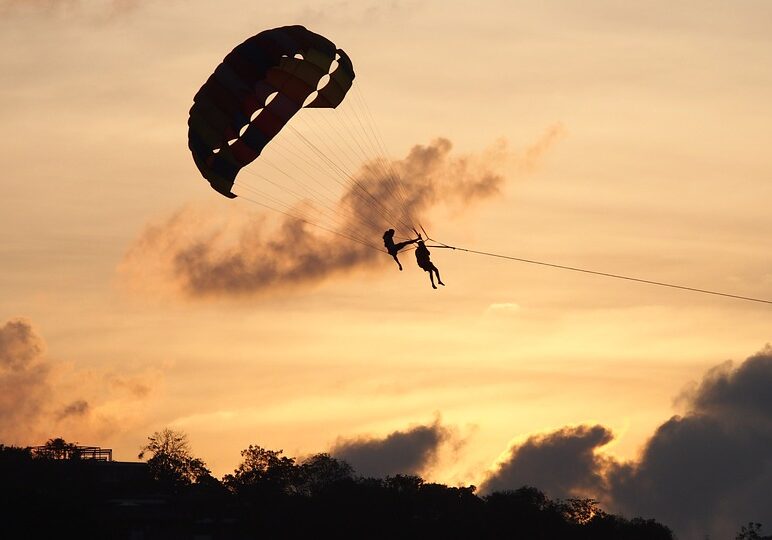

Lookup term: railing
[30,445,113,461]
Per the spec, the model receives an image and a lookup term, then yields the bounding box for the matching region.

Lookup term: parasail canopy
[188,25,355,199]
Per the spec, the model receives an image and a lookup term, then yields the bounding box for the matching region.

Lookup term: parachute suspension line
[234,184,367,243]
[258,145,347,209]
[294,81,411,235]
[238,152,383,248]
[311,106,408,223]
[300,107,371,181]
[236,111,408,247]
[249,115,401,234]
[233,183,379,248]
[351,85,418,231]
[287,125,415,232]
[237,193,386,253]
[332,94,405,205]
[282,130,405,236]
[295,110,391,215]
[425,238,772,306]
[255,133,371,222]
[269,125,366,206]
[237,116,393,242]
[342,91,414,228]
[248,158,337,214]
[339,104,413,232]
[238,168,373,246]
[350,87,410,203]
[236,177,353,239]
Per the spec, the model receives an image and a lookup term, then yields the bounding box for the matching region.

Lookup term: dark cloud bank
[480,346,772,540]
[330,420,450,478]
[123,130,561,299]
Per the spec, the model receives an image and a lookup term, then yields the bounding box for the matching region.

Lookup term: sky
[1,1,771,538]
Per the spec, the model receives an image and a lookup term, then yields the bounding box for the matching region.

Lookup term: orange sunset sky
[1,1,771,537]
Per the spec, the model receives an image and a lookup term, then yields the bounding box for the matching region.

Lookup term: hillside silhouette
[0,432,678,539]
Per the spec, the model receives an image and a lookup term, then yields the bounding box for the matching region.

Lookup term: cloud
[0,318,45,371]
[123,131,560,299]
[294,0,416,26]
[606,345,772,540]
[520,123,565,172]
[0,317,154,446]
[479,424,612,499]
[478,346,772,540]
[108,374,153,398]
[330,419,451,478]
[0,319,53,443]
[57,399,90,421]
[0,0,142,19]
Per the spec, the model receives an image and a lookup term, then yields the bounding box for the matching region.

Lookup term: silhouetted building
[30,443,113,461]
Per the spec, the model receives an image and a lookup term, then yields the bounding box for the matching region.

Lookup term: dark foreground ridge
[2,436,674,540]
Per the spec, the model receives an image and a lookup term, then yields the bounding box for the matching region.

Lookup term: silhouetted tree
[33,437,80,460]
[558,497,604,524]
[737,522,772,540]
[484,486,566,537]
[297,452,354,495]
[224,445,299,495]
[385,473,424,493]
[2,437,676,539]
[138,428,211,490]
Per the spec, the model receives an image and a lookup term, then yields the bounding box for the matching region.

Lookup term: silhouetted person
[415,240,444,289]
[383,229,420,271]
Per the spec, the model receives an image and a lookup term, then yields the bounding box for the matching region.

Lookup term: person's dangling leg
[432,264,444,286]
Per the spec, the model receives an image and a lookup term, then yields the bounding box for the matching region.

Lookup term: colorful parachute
[188,25,356,199]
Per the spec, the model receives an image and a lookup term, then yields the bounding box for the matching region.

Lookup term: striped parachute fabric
[187,25,356,198]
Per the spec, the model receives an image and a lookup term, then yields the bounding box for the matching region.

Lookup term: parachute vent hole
[316,74,331,90]
[265,91,278,106]
[212,148,221,154]
[329,59,339,74]
[239,124,249,137]
[294,53,304,60]
[250,108,263,122]
[227,138,237,146]
[302,91,319,107]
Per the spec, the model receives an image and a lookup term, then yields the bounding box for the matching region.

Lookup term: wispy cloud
[0,0,143,19]
[0,318,158,446]
[521,123,565,172]
[294,0,417,26]
[0,319,52,443]
[56,399,90,421]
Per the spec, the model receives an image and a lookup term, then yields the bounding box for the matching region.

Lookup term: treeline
[1,431,674,539]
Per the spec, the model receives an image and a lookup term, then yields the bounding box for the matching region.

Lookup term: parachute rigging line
[426,238,772,306]
[238,193,386,253]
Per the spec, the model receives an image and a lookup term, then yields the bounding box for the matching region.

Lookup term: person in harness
[415,239,445,289]
[382,228,420,271]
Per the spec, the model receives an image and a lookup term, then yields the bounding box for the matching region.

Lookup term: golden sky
[1,2,771,530]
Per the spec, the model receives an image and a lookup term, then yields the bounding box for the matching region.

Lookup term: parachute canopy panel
[188,25,356,198]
